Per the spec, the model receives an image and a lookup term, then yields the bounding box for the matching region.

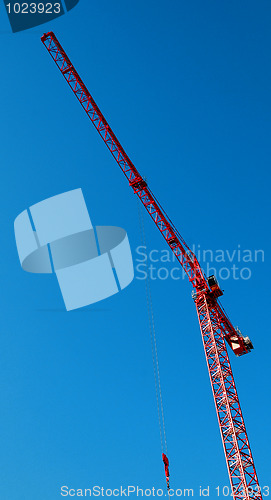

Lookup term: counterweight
[41,32,262,500]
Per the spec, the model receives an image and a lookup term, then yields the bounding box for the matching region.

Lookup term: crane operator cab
[242,336,254,351]
[207,275,223,298]
[235,327,254,353]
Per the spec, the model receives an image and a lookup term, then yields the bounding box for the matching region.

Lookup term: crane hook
[162,453,170,492]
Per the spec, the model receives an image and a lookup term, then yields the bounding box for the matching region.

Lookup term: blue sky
[0,1,270,498]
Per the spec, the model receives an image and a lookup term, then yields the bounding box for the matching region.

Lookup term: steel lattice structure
[195,292,261,499]
[41,32,262,500]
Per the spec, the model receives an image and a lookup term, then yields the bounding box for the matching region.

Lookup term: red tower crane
[41,32,262,500]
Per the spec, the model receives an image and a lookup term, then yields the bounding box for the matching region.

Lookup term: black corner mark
[64,0,80,11]
[4,0,81,33]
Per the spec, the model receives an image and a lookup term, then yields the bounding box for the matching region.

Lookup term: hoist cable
[137,200,168,455]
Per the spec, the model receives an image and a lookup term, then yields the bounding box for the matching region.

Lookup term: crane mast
[41,32,262,500]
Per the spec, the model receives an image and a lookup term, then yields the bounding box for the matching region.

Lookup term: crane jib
[40,31,250,356]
